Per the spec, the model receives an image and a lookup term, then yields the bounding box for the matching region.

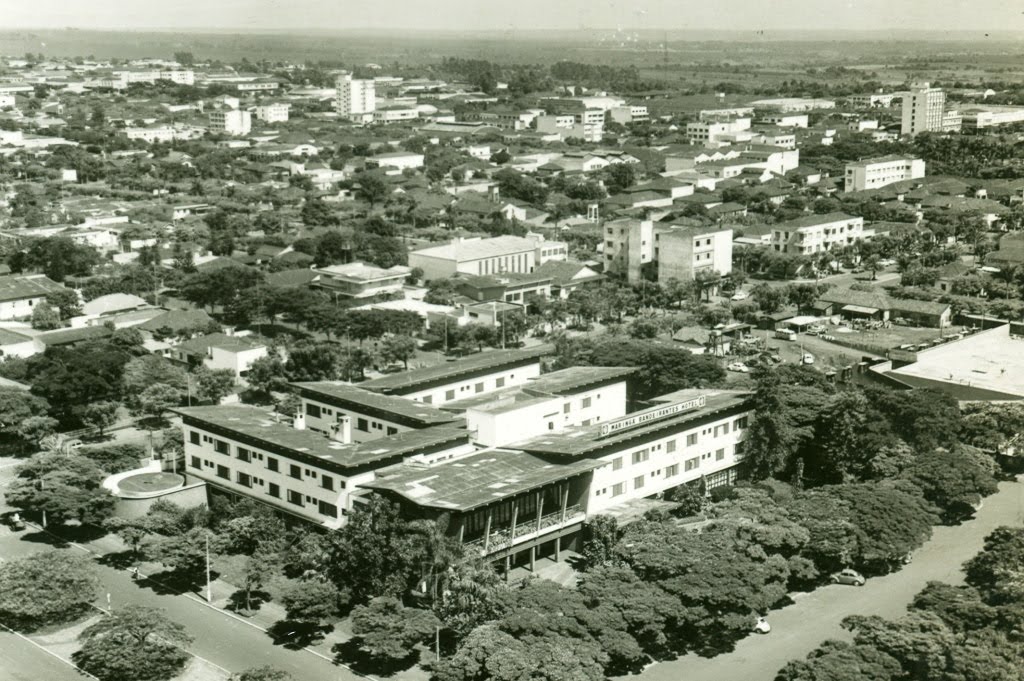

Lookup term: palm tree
[408,515,463,604]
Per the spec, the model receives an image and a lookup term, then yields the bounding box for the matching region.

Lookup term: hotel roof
[363,449,600,512]
[292,382,458,427]
[410,235,537,263]
[512,389,752,458]
[440,366,637,413]
[360,346,552,394]
[175,405,470,472]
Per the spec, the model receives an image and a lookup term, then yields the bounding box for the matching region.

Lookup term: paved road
[0,627,90,681]
[0,528,359,681]
[629,479,1024,681]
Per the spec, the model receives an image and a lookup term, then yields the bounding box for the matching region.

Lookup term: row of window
[189,430,344,492]
[305,403,401,435]
[595,450,728,498]
[416,375,511,404]
[191,456,339,518]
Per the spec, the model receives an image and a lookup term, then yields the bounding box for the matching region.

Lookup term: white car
[727,362,750,373]
[753,616,771,634]
[731,290,750,301]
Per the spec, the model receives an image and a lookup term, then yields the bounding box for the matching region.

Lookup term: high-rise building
[901,82,961,136]
[208,109,251,136]
[335,73,375,123]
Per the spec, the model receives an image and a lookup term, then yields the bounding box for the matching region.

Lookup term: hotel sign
[599,396,706,437]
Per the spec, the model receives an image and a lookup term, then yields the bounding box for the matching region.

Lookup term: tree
[314,230,351,266]
[433,625,533,681]
[604,163,637,195]
[280,577,346,624]
[231,667,292,681]
[73,605,193,681]
[580,515,622,570]
[30,301,62,330]
[244,354,289,399]
[148,527,217,587]
[5,451,116,526]
[965,526,1024,604]
[776,639,901,681]
[191,367,236,405]
[356,172,390,208]
[17,415,58,446]
[18,237,100,281]
[379,334,418,369]
[902,447,997,522]
[104,516,151,559]
[82,401,121,437]
[751,282,785,313]
[45,288,83,319]
[135,383,183,423]
[0,552,98,630]
[435,559,507,642]
[350,597,440,664]
[0,388,50,441]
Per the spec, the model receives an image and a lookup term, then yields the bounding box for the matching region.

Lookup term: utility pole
[39,478,46,528]
[205,533,212,604]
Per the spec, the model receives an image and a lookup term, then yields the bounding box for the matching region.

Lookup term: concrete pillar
[535,491,544,531]
[510,499,519,538]
[560,484,570,522]
[555,535,561,562]
[530,545,536,571]
[457,517,465,544]
[505,554,511,581]
[483,508,493,552]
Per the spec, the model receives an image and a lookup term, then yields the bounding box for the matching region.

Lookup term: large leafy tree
[0,388,50,442]
[902,447,998,523]
[965,526,1024,604]
[349,597,440,665]
[73,605,192,681]
[0,552,98,630]
[6,451,116,526]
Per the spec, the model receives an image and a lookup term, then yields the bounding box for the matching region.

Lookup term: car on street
[801,353,815,365]
[727,362,750,373]
[753,616,771,634]
[830,568,866,586]
[4,512,25,531]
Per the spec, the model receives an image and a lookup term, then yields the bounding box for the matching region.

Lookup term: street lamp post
[205,533,212,604]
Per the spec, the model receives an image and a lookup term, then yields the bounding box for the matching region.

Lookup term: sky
[1,0,1021,33]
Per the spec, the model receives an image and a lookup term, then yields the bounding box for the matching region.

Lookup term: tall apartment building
[602,218,733,285]
[844,155,926,192]
[771,212,865,255]
[685,117,753,146]
[536,110,604,142]
[335,74,376,123]
[901,83,962,136]
[208,109,252,136]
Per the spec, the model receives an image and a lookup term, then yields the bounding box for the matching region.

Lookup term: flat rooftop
[438,367,634,414]
[512,389,752,458]
[886,325,1024,400]
[175,405,470,471]
[363,449,600,512]
[292,382,457,426]
[360,346,552,394]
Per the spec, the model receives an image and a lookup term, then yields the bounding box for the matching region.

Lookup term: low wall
[113,481,208,519]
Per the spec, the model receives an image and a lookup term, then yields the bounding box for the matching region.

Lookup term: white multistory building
[335,74,376,123]
[208,109,252,136]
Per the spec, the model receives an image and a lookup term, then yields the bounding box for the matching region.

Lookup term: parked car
[727,362,750,373]
[830,568,866,586]
[775,328,797,341]
[5,512,25,531]
[731,290,750,301]
[753,616,772,634]
[801,353,815,365]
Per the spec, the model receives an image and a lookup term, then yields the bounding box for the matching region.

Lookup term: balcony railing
[465,504,584,554]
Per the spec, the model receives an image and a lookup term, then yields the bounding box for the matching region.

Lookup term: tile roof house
[0,274,66,321]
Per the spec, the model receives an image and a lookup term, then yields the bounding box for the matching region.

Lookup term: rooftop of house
[37,324,114,346]
[511,389,752,458]
[176,332,267,356]
[776,212,860,230]
[137,308,216,334]
[81,293,149,316]
[362,448,601,512]
[175,405,471,472]
[0,327,33,345]
[291,382,458,427]
[265,268,319,288]
[360,346,552,394]
[410,236,539,262]
[532,260,602,286]
[315,262,410,281]
[0,274,65,302]
[847,154,921,167]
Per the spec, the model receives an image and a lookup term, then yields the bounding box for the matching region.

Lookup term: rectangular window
[386,427,397,436]
[306,403,322,418]
[612,457,623,471]
[496,377,505,388]
[237,472,252,488]
[289,464,301,480]
[686,433,698,446]
[666,464,679,477]
[267,457,278,472]
[317,501,338,518]
[734,416,749,430]
[666,439,677,453]
[322,475,335,491]
[267,483,280,498]
[422,395,433,404]
[631,449,649,465]
[237,448,250,463]
[445,389,455,401]
[356,418,369,432]
[189,431,200,445]
[475,382,484,393]
[214,439,229,455]
[563,403,571,414]
[582,397,592,408]
[190,456,202,469]
[716,448,726,461]
[612,483,625,497]
[685,457,700,471]
[216,464,230,480]
[287,490,304,507]
[634,475,645,490]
